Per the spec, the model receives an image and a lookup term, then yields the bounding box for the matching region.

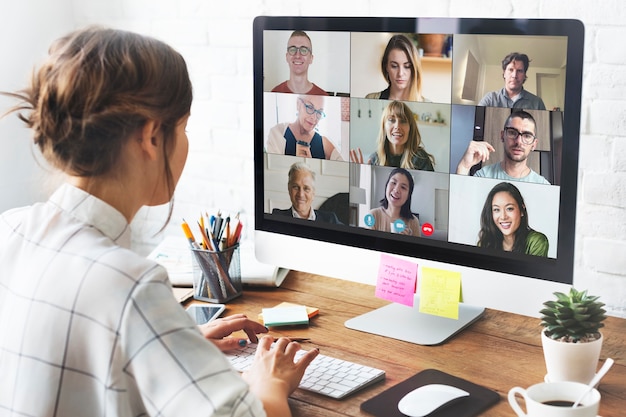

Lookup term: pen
[213,210,222,238]
[218,216,230,243]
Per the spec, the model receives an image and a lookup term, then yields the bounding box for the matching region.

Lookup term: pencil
[181,220,200,249]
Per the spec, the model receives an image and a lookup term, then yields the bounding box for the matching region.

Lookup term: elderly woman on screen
[266,94,343,160]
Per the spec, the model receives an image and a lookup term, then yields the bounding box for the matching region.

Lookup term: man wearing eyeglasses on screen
[271,30,328,95]
[456,110,550,184]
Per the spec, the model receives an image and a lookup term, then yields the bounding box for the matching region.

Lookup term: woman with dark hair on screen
[367,168,421,236]
[478,182,548,256]
[0,26,317,417]
[350,100,435,171]
[366,34,428,102]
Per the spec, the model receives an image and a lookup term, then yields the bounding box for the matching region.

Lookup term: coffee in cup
[508,381,600,417]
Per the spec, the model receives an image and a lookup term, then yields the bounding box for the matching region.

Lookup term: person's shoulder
[411,150,434,171]
[474,163,497,177]
[478,90,500,106]
[271,81,291,93]
[270,122,289,132]
[272,208,292,216]
[525,229,549,256]
[525,169,551,185]
[369,206,383,216]
[315,210,341,224]
[365,91,381,99]
[528,229,548,240]
[368,152,379,165]
[308,84,328,96]
[520,89,546,110]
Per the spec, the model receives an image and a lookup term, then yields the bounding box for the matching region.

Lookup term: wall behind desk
[1,0,625,318]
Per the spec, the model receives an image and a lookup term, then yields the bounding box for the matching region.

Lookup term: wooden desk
[193,271,626,417]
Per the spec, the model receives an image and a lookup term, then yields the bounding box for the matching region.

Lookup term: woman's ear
[138,120,162,161]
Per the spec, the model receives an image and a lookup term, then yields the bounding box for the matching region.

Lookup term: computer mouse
[397,384,470,417]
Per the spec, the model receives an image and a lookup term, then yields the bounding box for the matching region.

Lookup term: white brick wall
[3,0,625,317]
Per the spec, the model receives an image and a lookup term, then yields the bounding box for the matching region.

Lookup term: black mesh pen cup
[190,244,242,303]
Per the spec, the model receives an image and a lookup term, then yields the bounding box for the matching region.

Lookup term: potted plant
[539,288,607,384]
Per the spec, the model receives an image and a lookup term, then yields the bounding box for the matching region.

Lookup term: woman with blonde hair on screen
[351,100,435,171]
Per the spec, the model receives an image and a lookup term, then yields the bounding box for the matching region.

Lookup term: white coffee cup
[508,381,600,417]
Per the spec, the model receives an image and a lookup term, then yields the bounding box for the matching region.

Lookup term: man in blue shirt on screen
[479,52,546,110]
[456,110,550,184]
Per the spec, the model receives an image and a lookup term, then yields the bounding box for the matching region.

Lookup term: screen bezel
[253,16,584,284]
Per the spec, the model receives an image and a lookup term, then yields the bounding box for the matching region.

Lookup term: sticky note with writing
[419,267,462,319]
[375,254,418,307]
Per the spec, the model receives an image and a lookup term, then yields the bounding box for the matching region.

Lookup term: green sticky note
[262,306,309,327]
[418,267,462,319]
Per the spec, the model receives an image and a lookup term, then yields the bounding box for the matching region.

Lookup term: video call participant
[351,100,435,171]
[455,110,550,184]
[272,162,342,224]
[366,168,421,236]
[271,30,327,95]
[478,182,548,256]
[478,52,546,110]
[0,27,319,417]
[365,34,428,102]
[266,94,343,160]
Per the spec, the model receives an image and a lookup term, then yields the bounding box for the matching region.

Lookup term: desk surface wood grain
[193,271,626,417]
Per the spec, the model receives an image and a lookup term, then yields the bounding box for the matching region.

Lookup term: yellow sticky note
[418,267,461,319]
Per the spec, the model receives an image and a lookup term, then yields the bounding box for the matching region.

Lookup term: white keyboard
[224,343,386,399]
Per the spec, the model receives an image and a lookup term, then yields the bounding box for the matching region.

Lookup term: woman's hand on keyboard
[198,313,268,351]
[242,336,320,416]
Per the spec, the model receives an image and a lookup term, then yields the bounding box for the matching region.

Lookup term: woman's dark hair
[379,167,415,219]
[4,26,192,188]
[478,182,530,253]
[2,26,192,227]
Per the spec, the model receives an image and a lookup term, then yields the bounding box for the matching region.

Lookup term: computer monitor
[253,16,584,344]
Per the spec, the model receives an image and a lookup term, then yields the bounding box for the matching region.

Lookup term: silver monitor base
[345,297,484,346]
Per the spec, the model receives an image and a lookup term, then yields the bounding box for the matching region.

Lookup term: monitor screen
[254,17,583,297]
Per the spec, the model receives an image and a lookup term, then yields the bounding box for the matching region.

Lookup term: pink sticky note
[375,254,418,307]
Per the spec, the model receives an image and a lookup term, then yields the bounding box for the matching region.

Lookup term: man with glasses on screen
[271,30,327,95]
[456,110,550,184]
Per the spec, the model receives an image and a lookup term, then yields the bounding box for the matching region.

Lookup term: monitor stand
[344,296,484,346]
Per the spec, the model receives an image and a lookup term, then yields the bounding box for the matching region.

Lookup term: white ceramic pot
[541,330,603,384]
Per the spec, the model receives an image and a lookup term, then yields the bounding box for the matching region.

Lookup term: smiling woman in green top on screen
[478,181,548,256]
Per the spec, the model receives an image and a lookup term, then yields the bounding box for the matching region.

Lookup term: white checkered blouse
[0,184,265,417]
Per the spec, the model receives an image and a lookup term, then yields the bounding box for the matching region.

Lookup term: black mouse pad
[361,369,500,417]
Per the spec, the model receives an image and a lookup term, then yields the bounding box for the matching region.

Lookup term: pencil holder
[191,244,242,303]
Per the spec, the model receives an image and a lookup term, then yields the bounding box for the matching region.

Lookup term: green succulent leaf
[539,288,607,341]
